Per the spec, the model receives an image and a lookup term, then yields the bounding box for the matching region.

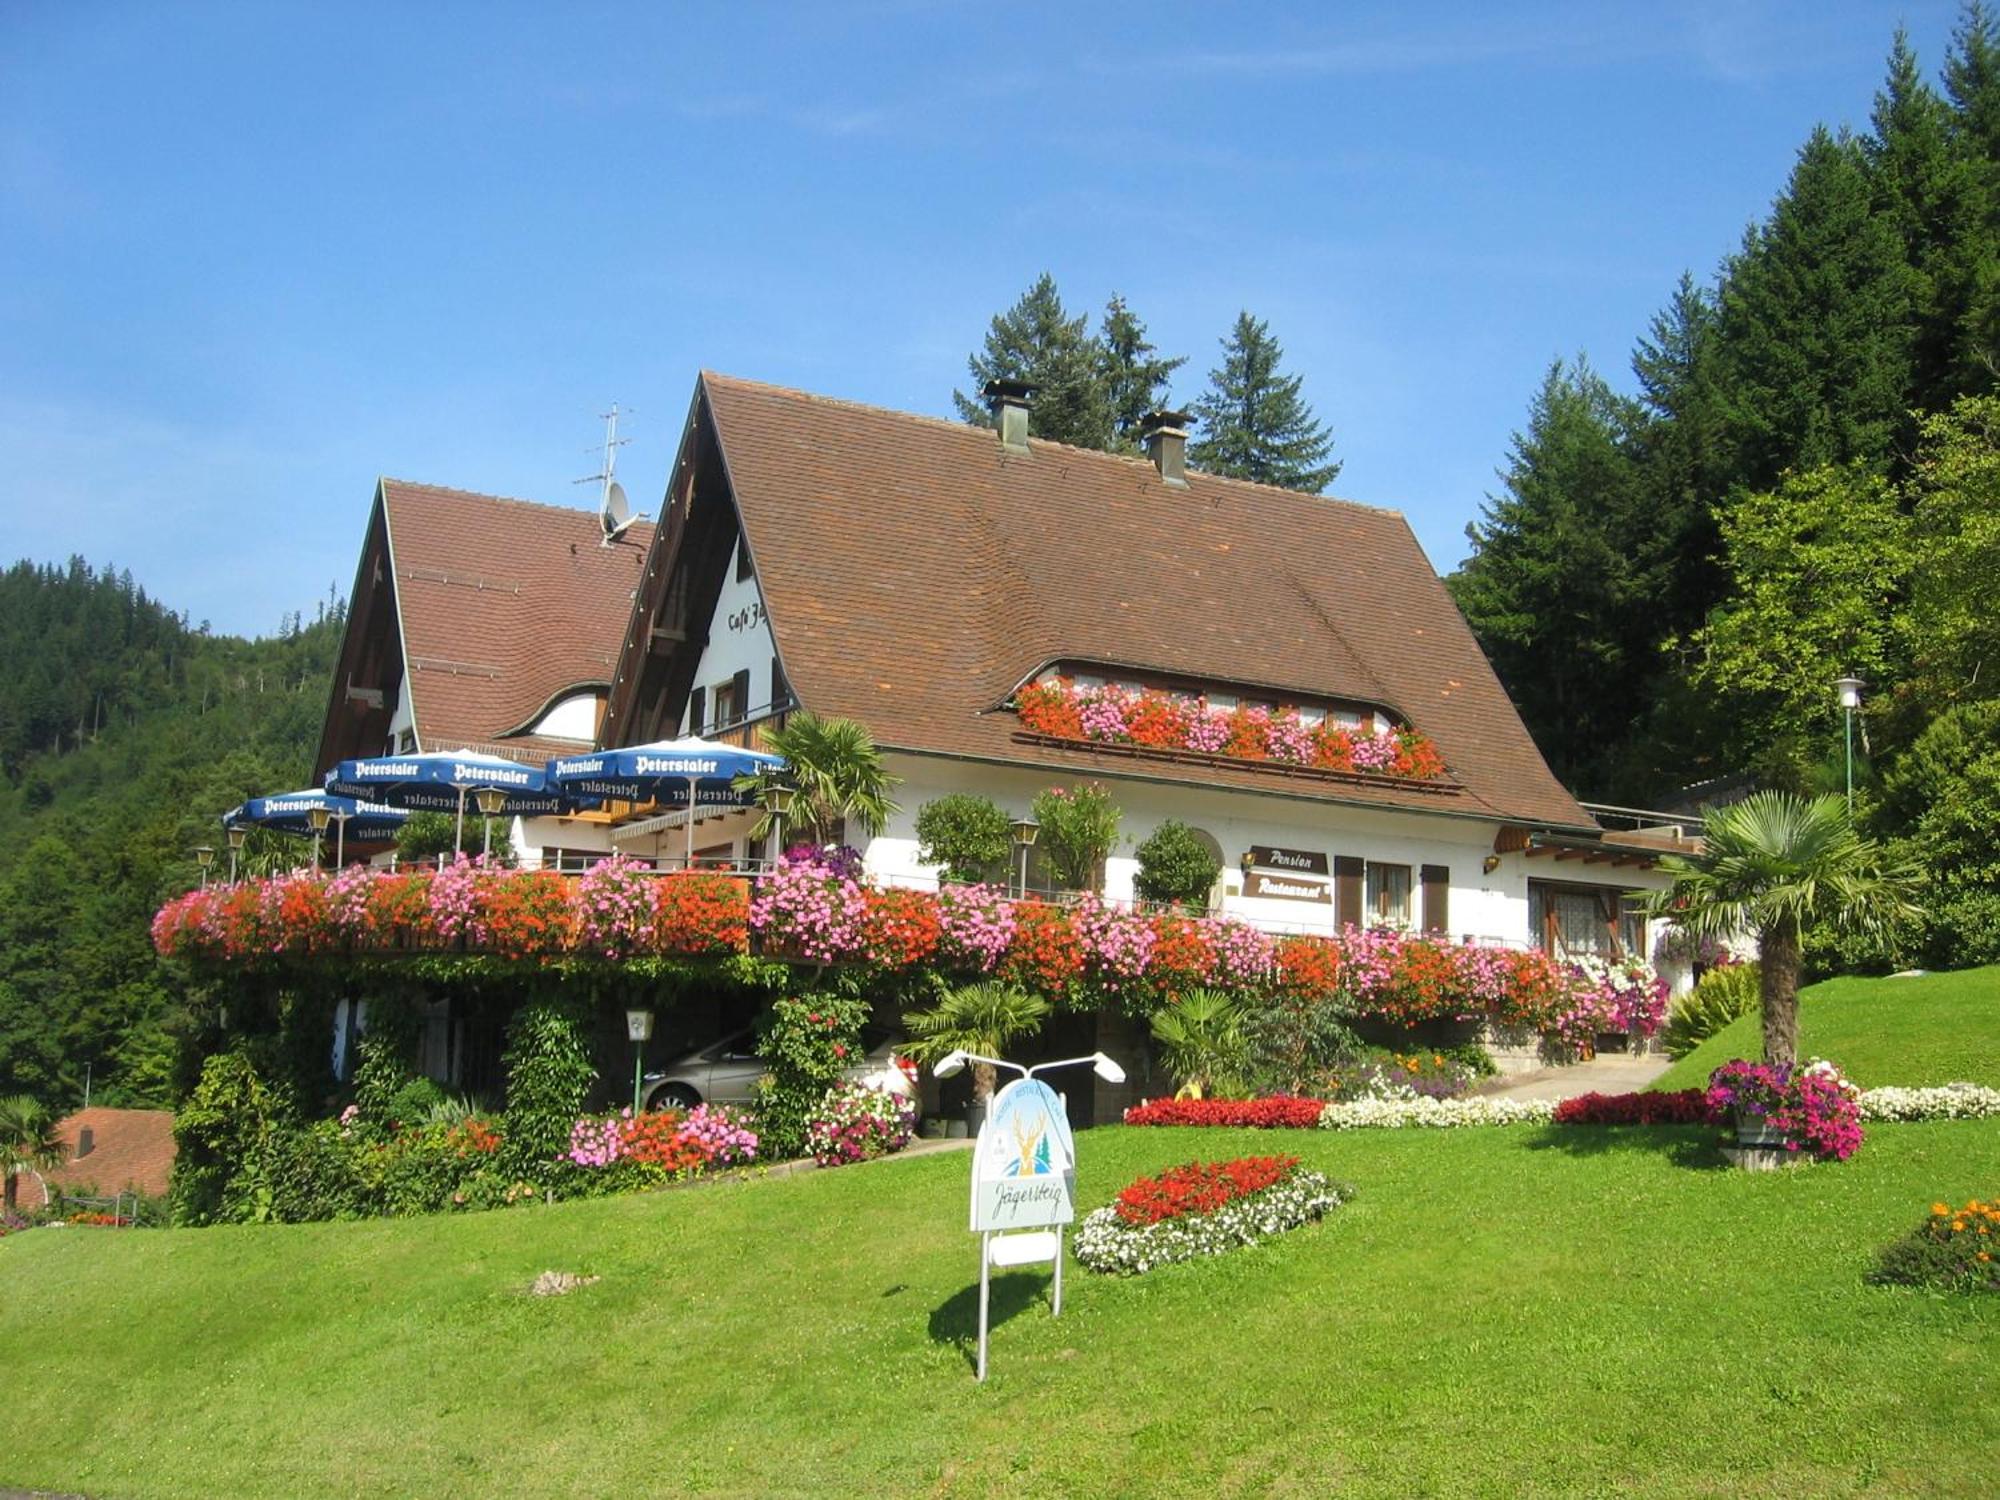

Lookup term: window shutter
[1421,864,1450,934]
[1333,856,1364,928]
[687,685,705,735]
[771,655,789,710]
[730,669,751,726]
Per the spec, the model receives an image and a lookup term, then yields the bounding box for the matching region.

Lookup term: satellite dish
[600,480,635,542]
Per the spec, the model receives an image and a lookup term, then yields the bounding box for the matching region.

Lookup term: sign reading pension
[970,1078,1076,1232]
[1246,845,1330,876]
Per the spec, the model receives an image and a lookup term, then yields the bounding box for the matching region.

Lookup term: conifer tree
[1187,312,1340,492]
[953,273,1114,450]
[1097,295,1185,449]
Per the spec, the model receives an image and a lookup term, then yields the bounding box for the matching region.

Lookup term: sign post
[935,1049,1125,1382]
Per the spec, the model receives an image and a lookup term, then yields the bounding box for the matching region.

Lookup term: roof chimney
[76,1124,94,1160]
[1140,409,1192,487]
[983,379,1035,454]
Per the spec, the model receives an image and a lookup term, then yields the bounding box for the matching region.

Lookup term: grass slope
[4,1122,1999,1498]
[1654,964,2000,1092]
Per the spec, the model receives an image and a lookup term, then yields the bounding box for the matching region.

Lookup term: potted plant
[901,982,1051,1137]
[1705,1060,1790,1146]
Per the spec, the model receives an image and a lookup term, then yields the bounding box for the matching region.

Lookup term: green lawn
[5,1119,1998,1498]
[1654,963,2000,1092]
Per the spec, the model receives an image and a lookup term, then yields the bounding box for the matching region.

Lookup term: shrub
[1133,820,1221,910]
[1663,963,1761,1059]
[1868,1198,2000,1293]
[1030,783,1121,892]
[1123,1096,1327,1129]
[1552,1090,1708,1125]
[807,1083,916,1167]
[753,993,871,1160]
[170,1052,289,1226]
[500,997,596,1180]
[1074,1157,1350,1275]
[914,794,1013,884]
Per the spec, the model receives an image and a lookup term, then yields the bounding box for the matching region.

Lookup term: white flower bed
[1317,1095,1558,1130]
[1857,1083,2000,1121]
[1072,1170,1349,1276]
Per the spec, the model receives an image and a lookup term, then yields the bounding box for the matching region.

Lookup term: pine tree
[953,273,1114,450]
[1096,295,1184,450]
[1717,127,1923,488]
[1447,359,1648,795]
[1187,313,1340,492]
[1943,2,2000,384]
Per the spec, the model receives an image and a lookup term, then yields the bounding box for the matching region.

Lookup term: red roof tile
[15,1108,176,1208]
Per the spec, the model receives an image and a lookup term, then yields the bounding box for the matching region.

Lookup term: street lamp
[1835,674,1865,815]
[625,1008,655,1114]
[306,803,331,871]
[193,844,215,889]
[1009,817,1039,899]
[760,781,796,868]
[226,824,247,884]
[473,785,508,859]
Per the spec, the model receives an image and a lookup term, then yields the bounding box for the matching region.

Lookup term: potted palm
[901,981,1051,1137]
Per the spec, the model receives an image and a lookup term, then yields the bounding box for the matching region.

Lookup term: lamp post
[307,803,331,871]
[1009,817,1040,899]
[760,782,796,870]
[1835,674,1865,815]
[226,824,247,884]
[193,844,215,890]
[473,785,508,859]
[625,1008,655,1114]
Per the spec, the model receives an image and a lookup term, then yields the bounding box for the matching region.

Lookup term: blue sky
[0,1,1968,636]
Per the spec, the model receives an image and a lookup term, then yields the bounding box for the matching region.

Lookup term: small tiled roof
[381,481,653,762]
[15,1108,176,1208]
[698,373,1594,830]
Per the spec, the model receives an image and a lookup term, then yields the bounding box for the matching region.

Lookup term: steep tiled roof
[697,373,1593,830]
[381,481,653,762]
[14,1108,176,1209]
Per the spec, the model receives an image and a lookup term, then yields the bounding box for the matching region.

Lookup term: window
[710,677,737,728]
[1365,862,1412,926]
[398,729,416,753]
[1529,881,1645,959]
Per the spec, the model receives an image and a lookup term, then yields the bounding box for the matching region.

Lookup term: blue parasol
[546,736,785,869]
[223,789,409,869]
[323,748,571,854]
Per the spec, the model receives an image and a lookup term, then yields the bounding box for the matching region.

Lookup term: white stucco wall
[679,542,778,731]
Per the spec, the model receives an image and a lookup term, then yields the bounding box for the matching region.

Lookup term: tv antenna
[575,403,644,544]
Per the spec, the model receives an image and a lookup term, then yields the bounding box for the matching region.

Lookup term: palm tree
[902,982,1051,1105]
[1645,793,1921,1066]
[736,711,901,849]
[1,1095,66,1214]
[1149,988,1252,1099]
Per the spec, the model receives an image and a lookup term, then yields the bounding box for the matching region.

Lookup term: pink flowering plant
[935,883,1018,971]
[571,853,659,959]
[806,1082,917,1167]
[749,848,869,962]
[1705,1058,1864,1161]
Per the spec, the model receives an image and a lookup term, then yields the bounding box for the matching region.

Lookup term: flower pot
[1734,1115,1785,1148]
[963,1102,989,1139]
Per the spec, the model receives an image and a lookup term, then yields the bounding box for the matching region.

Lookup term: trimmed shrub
[170,1052,289,1226]
[500,997,595,1180]
[914,794,1013,884]
[1663,963,1761,1059]
[1031,783,1121,892]
[1133,820,1221,910]
[753,993,871,1160]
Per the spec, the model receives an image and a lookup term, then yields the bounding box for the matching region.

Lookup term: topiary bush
[914,794,1013,884]
[500,996,596,1181]
[1662,963,1761,1059]
[1133,819,1222,910]
[753,992,872,1160]
[1031,783,1121,893]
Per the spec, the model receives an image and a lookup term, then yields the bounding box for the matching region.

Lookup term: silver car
[641,1025,920,1111]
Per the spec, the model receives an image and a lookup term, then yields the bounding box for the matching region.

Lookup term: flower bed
[806,1082,916,1167]
[1706,1058,1864,1160]
[1073,1155,1350,1275]
[566,1103,759,1181]
[1870,1197,2000,1293]
[1123,1096,1327,1129]
[1857,1083,2000,1121]
[1318,1094,1558,1129]
[1015,678,1448,782]
[1552,1089,1708,1125]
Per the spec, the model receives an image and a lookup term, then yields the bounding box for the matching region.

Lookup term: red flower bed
[482,870,575,959]
[1124,1096,1327,1129]
[1552,1089,1708,1126]
[861,886,942,967]
[654,873,751,954]
[1115,1155,1299,1225]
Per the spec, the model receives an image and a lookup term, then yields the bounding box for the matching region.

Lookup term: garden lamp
[474,784,508,858]
[625,1009,656,1114]
[1009,817,1039,898]
[307,802,331,871]
[226,823,247,883]
[1834,675,1865,814]
[193,844,215,889]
